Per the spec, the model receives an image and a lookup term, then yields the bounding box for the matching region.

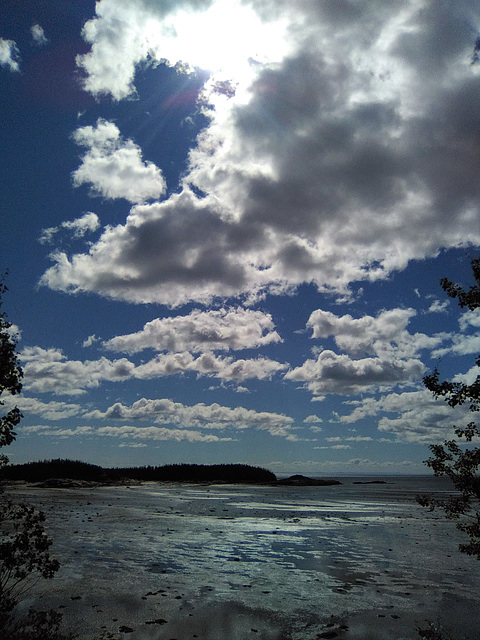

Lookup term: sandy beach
[7,477,480,640]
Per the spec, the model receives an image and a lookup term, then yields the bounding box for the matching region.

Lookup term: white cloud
[83,334,101,348]
[304,415,323,433]
[453,364,480,386]
[41,2,480,306]
[39,212,100,244]
[85,396,296,439]
[306,307,446,358]
[5,324,21,341]
[427,299,450,314]
[337,389,473,444]
[72,119,166,203]
[286,307,450,397]
[103,307,282,354]
[97,425,232,442]
[285,349,424,397]
[135,352,288,383]
[76,0,286,101]
[20,346,136,395]
[432,335,480,358]
[1,395,83,420]
[31,24,48,46]
[459,309,480,331]
[118,442,148,448]
[76,0,177,100]
[0,38,20,72]
[21,423,229,442]
[431,308,480,357]
[314,444,351,450]
[19,345,286,395]
[22,425,93,437]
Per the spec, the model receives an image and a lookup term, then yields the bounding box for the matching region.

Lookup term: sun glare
[149,0,289,87]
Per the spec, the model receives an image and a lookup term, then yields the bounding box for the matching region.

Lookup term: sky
[1,0,480,475]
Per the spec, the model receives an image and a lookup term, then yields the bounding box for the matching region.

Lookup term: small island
[1,459,341,487]
[277,474,341,486]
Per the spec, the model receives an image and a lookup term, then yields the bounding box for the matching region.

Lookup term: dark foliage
[0,498,60,618]
[2,459,107,483]
[2,459,277,484]
[1,608,76,640]
[0,279,23,470]
[117,462,277,484]
[417,257,480,559]
[0,280,73,639]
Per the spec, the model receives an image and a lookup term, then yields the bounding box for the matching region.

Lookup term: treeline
[1,459,277,484]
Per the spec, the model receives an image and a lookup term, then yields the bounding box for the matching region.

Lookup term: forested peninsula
[1,459,341,486]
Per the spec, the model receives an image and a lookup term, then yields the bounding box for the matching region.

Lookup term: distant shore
[1,459,341,487]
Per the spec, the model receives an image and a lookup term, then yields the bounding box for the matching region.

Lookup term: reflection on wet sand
[9,477,480,640]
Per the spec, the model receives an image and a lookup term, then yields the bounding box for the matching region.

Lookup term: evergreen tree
[418,257,480,559]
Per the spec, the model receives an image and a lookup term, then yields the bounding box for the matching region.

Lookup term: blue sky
[1,0,479,474]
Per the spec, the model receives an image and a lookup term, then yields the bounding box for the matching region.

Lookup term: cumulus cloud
[1,395,83,420]
[135,352,287,383]
[72,119,166,203]
[453,364,480,386]
[104,307,282,354]
[20,346,136,395]
[97,425,232,442]
[432,335,480,358]
[430,308,480,357]
[22,425,93,437]
[31,24,48,46]
[40,1,480,306]
[85,396,296,439]
[427,299,450,314]
[0,38,20,72]
[39,212,100,244]
[306,308,446,358]
[286,306,449,397]
[20,345,286,395]
[286,350,424,397]
[459,309,480,331]
[75,0,283,100]
[25,423,231,442]
[337,389,472,444]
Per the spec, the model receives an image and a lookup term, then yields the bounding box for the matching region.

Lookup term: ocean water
[8,476,480,640]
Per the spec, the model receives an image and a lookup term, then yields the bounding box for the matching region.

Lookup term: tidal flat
[8,476,480,640]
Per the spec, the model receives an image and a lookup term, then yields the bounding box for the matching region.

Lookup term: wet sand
[8,477,480,639]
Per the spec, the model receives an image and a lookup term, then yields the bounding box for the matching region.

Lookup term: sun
[147,0,289,87]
